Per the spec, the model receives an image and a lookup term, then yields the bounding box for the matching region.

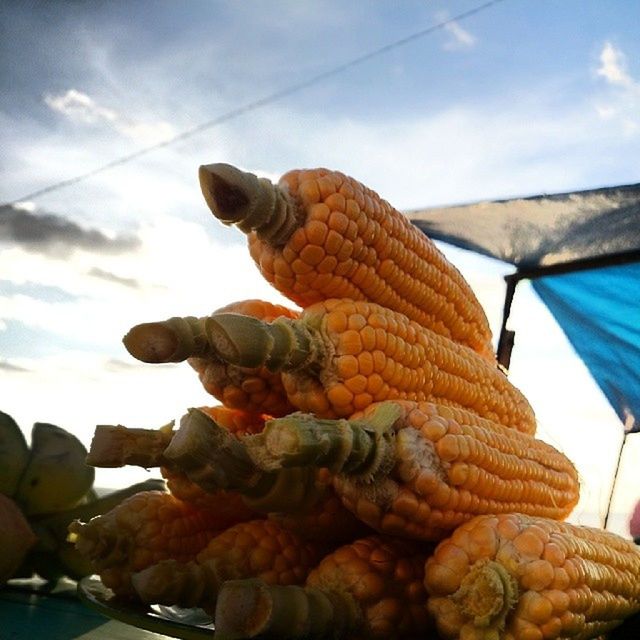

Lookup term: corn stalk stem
[123,313,323,373]
[163,408,272,496]
[214,579,359,640]
[246,402,402,480]
[163,409,321,513]
[132,558,224,610]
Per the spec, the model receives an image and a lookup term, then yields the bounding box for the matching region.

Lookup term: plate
[77,576,214,639]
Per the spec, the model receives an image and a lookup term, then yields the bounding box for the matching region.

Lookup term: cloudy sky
[1,0,639,535]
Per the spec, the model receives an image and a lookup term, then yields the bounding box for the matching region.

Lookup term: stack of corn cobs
[71,164,640,640]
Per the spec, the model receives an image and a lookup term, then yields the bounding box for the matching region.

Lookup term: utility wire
[3,0,506,207]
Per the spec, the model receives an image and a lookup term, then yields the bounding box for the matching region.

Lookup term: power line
[3,0,507,207]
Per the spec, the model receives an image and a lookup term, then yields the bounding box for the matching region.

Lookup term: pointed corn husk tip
[198,163,256,224]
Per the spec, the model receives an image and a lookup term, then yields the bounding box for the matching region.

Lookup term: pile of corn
[72,164,640,640]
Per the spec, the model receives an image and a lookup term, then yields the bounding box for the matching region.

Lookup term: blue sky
[1,0,639,534]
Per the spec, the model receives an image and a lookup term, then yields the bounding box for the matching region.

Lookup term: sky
[1,0,639,536]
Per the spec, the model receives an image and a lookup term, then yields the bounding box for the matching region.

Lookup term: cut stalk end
[123,322,179,363]
[199,163,301,246]
[132,559,220,609]
[123,316,209,363]
[199,163,255,225]
[86,424,174,468]
[214,580,354,640]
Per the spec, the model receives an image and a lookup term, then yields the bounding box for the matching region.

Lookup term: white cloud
[232,94,613,211]
[436,11,477,50]
[13,201,37,212]
[594,42,640,135]
[597,42,634,88]
[0,213,293,357]
[45,88,118,124]
[44,88,175,145]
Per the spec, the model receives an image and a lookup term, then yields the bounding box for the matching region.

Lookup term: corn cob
[68,490,230,598]
[131,519,323,614]
[124,299,535,433]
[199,404,270,436]
[268,468,372,545]
[213,535,432,639]
[151,402,576,544]
[424,513,640,640]
[199,163,495,362]
[189,300,299,416]
[242,400,578,542]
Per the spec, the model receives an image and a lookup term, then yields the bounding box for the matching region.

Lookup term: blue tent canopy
[406,182,640,430]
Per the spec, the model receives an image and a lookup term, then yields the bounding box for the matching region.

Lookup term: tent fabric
[532,263,640,429]
[405,182,640,428]
[407,182,640,269]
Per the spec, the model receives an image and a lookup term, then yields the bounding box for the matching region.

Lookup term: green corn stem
[214,579,360,640]
[246,401,402,481]
[132,558,226,610]
[123,310,324,375]
[199,163,301,246]
[203,314,322,373]
[163,409,320,513]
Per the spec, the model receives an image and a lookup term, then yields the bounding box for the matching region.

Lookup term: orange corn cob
[131,519,323,614]
[68,490,231,598]
[425,513,640,640]
[199,163,495,362]
[199,404,270,436]
[124,299,534,433]
[268,470,372,545]
[189,300,300,416]
[244,401,579,542]
[213,535,432,639]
